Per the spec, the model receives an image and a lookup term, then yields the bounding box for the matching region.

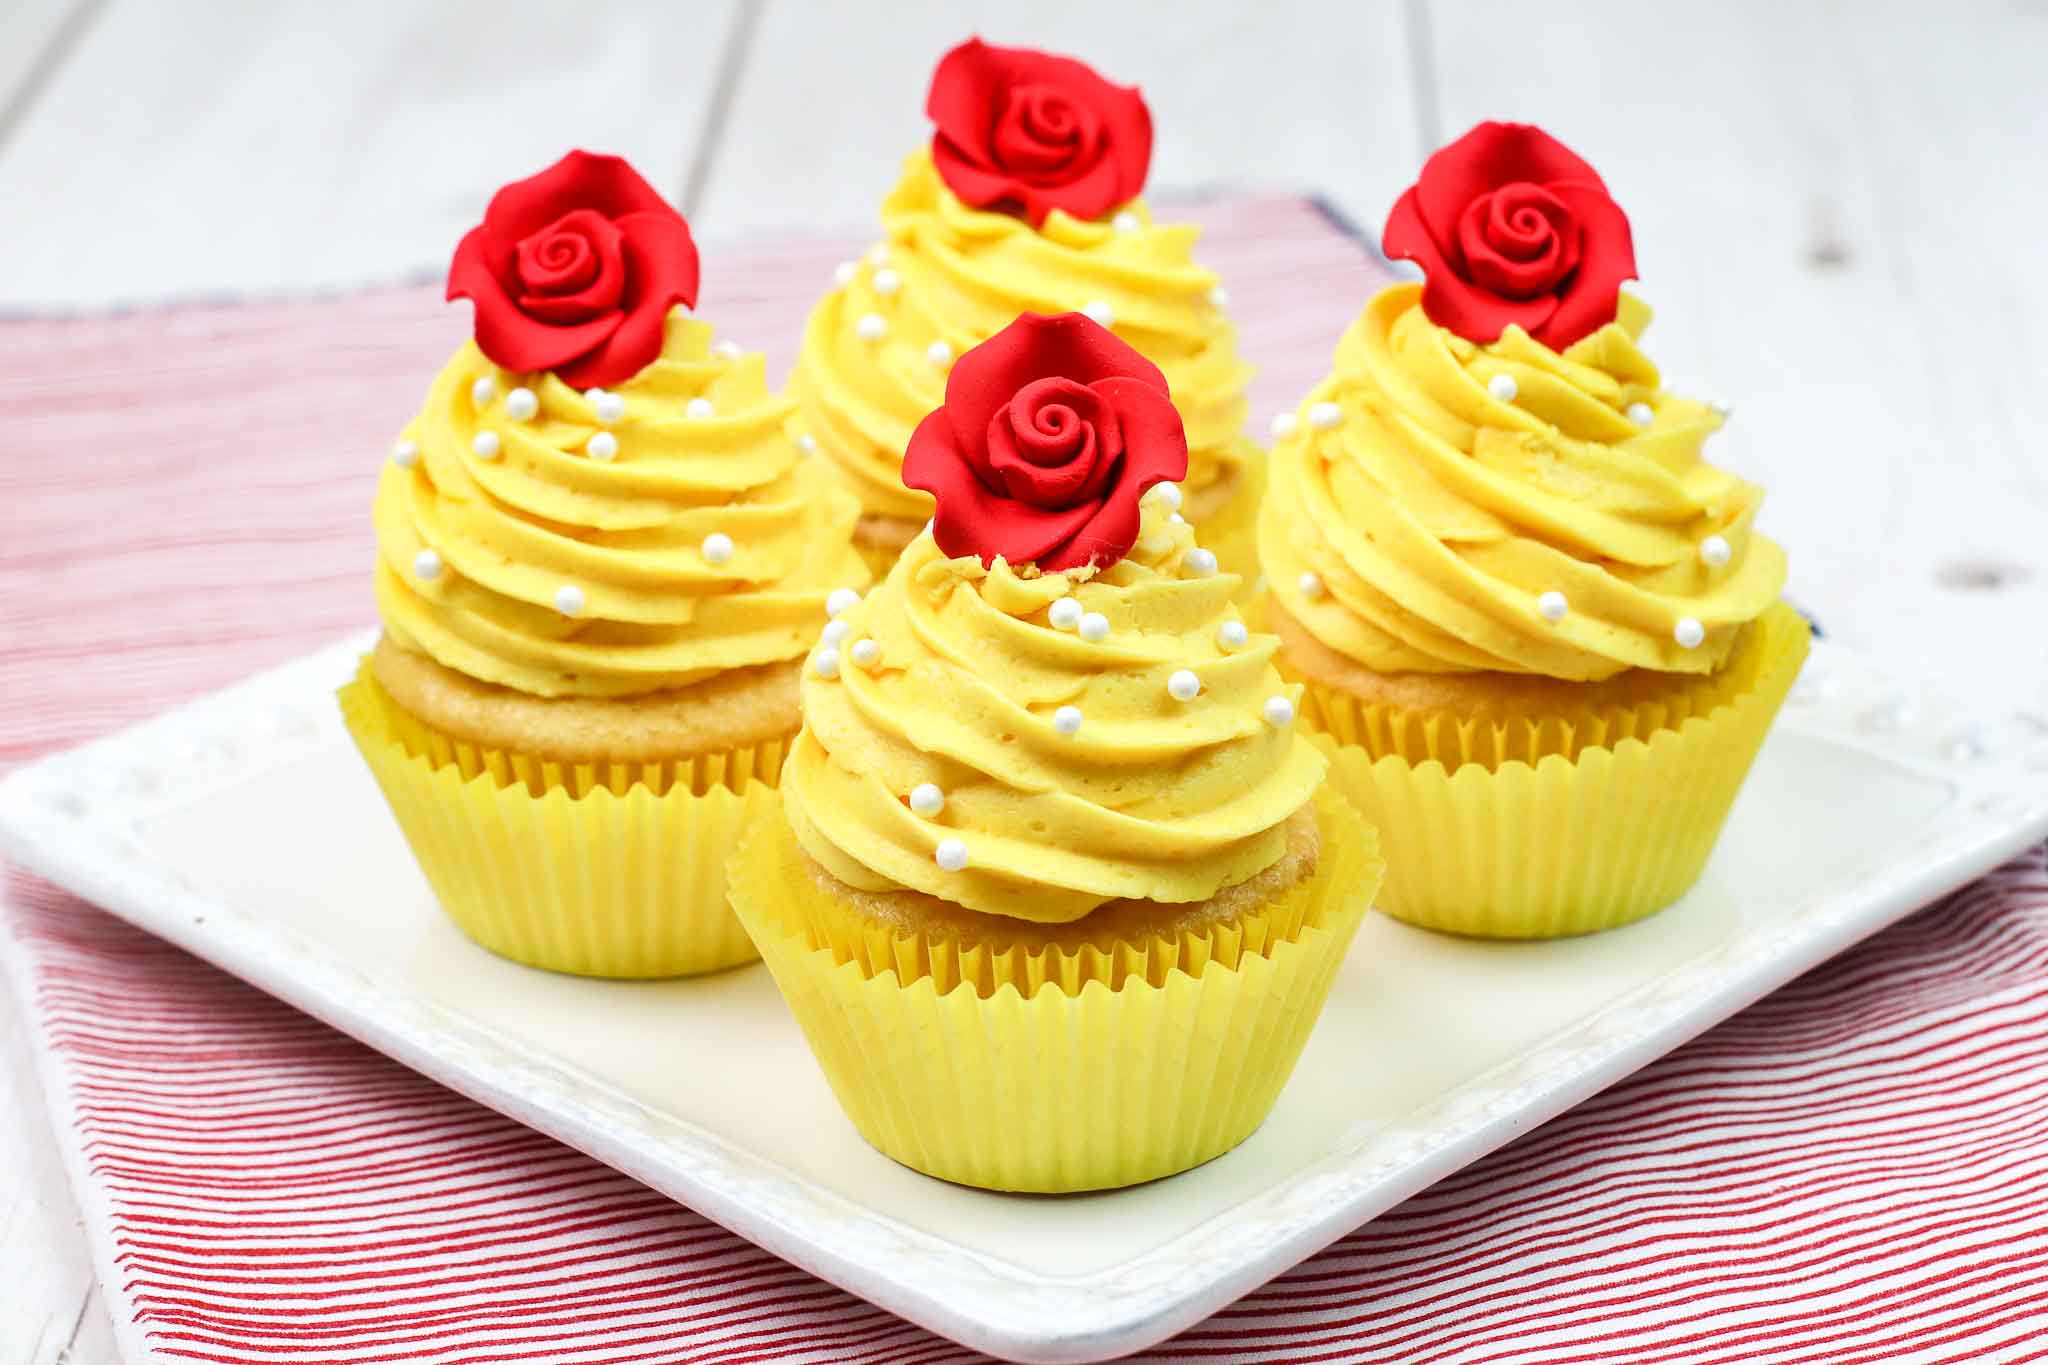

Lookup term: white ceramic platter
[3,631,2045,1364]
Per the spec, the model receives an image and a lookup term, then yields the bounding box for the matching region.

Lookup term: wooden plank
[1423,0,2048,719]
[0,0,90,141]
[695,0,1419,239]
[0,0,743,309]
[0,980,100,1364]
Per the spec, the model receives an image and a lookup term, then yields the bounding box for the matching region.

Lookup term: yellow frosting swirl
[1261,284,1787,681]
[374,313,870,698]
[789,147,1256,523]
[783,507,1327,923]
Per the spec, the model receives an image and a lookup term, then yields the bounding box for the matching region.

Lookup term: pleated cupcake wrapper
[338,664,776,978]
[1293,603,1810,938]
[727,787,1382,1192]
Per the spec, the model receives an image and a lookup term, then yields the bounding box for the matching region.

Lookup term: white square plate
[3,632,2045,1363]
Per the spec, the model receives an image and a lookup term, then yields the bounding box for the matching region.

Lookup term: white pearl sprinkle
[1488,373,1519,402]
[1262,695,1296,728]
[595,391,626,424]
[869,245,890,266]
[822,619,851,647]
[826,587,862,618]
[1627,401,1655,426]
[686,397,715,420]
[586,431,618,461]
[856,312,887,341]
[701,532,734,565]
[392,439,420,468]
[1049,597,1084,631]
[1271,412,1300,440]
[1209,284,1230,309]
[1168,669,1202,702]
[1308,401,1342,430]
[834,261,856,286]
[926,339,954,367]
[1078,612,1110,642]
[411,548,442,581]
[471,430,501,459]
[714,340,744,358]
[850,637,881,668]
[470,376,497,406]
[504,387,539,420]
[1081,300,1114,328]
[1298,571,1325,599]
[1169,512,1187,526]
[1700,535,1733,568]
[798,434,818,454]
[1053,705,1083,736]
[1674,617,1706,649]
[909,783,945,817]
[585,387,606,404]
[1113,211,1141,232]
[1183,548,1218,578]
[813,647,841,679]
[935,837,969,872]
[1149,482,1183,511]
[1218,620,1249,650]
[1710,398,1734,420]
[1538,591,1568,622]
[872,267,901,296]
[554,585,585,616]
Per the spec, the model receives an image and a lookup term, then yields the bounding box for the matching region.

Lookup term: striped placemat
[4,196,2046,1363]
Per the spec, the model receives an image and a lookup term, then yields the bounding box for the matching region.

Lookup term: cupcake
[787,37,1263,584]
[1259,123,1808,939]
[730,312,1381,1192]
[339,151,870,978]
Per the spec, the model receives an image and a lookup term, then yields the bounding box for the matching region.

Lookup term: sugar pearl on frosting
[1538,590,1569,622]
[1218,620,1249,650]
[595,391,626,424]
[909,783,945,817]
[1053,705,1083,736]
[1298,571,1324,599]
[1271,412,1300,439]
[1113,211,1140,232]
[1168,669,1202,702]
[872,268,901,296]
[821,618,851,647]
[1049,596,1083,631]
[1700,535,1733,567]
[392,440,419,468]
[869,245,890,266]
[1674,617,1706,649]
[411,548,442,580]
[701,532,733,565]
[849,637,881,668]
[826,587,862,618]
[1308,401,1342,430]
[584,387,606,404]
[686,397,715,420]
[1183,548,1218,578]
[1149,482,1182,511]
[1627,401,1655,426]
[554,585,585,616]
[1081,300,1114,328]
[470,376,496,406]
[813,647,841,679]
[1169,512,1187,526]
[586,431,618,461]
[1710,398,1734,419]
[1488,373,1519,402]
[505,387,539,420]
[856,313,887,341]
[926,339,953,367]
[1263,695,1296,728]
[798,434,818,454]
[1210,285,1230,309]
[471,431,501,459]
[1078,611,1110,642]
[935,838,969,872]
[834,261,856,286]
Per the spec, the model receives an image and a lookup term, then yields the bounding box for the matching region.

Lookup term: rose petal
[1456,185,1578,299]
[984,377,1121,507]
[1531,183,1637,350]
[475,150,675,246]
[943,312,1168,455]
[549,219,696,389]
[1411,122,1609,251]
[907,408,1102,564]
[516,210,628,322]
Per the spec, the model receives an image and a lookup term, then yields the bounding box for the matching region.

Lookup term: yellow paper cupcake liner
[339,663,777,978]
[728,786,1382,1192]
[1290,603,1809,938]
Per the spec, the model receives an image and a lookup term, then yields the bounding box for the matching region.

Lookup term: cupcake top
[783,313,1325,923]
[375,151,869,698]
[1261,123,1787,682]
[789,38,1254,525]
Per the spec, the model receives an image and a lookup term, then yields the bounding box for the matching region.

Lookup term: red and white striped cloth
[3,197,2046,1363]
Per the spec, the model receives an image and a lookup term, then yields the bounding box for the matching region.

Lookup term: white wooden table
[3,1,2042,1358]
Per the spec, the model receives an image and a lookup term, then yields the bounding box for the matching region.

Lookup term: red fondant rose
[447,150,700,389]
[926,38,1153,229]
[1383,122,1637,351]
[904,312,1187,573]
